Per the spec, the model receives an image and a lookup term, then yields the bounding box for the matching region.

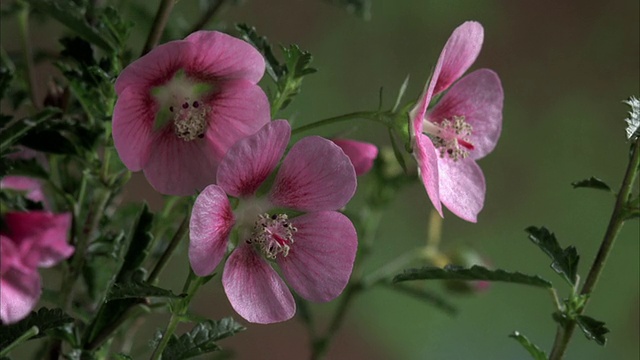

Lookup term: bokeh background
[2,0,639,359]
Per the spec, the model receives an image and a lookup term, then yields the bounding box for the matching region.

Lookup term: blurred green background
[2,0,639,359]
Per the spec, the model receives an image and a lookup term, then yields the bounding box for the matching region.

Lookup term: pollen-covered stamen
[172,100,211,141]
[247,213,297,259]
[424,115,474,161]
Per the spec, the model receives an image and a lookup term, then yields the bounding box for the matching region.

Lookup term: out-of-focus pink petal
[438,158,485,223]
[217,121,290,197]
[428,69,503,160]
[204,81,270,161]
[223,245,295,324]
[115,40,191,94]
[2,212,73,268]
[142,130,219,196]
[0,267,41,324]
[189,185,235,276]
[184,31,265,84]
[1,176,45,203]
[414,134,443,217]
[112,87,155,171]
[433,21,484,95]
[332,139,378,176]
[277,211,357,302]
[269,137,356,212]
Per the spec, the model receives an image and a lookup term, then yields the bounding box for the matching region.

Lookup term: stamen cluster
[172,100,210,141]
[431,116,473,161]
[248,213,297,259]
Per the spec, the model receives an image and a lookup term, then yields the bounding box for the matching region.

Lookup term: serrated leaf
[0,108,61,152]
[236,24,284,81]
[571,177,612,192]
[509,331,548,360]
[0,308,73,348]
[623,96,640,141]
[392,265,552,288]
[106,281,183,301]
[576,315,609,346]
[525,226,580,286]
[162,318,245,360]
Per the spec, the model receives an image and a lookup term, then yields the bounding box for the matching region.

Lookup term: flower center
[170,100,211,141]
[246,213,297,259]
[423,115,474,161]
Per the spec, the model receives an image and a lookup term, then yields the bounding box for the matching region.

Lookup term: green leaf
[385,283,457,315]
[0,108,61,154]
[0,308,73,349]
[576,315,609,346]
[509,331,548,360]
[323,0,372,20]
[388,128,408,173]
[0,66,14,100]
[26,0,115,51]
[624,196,639,220]
[571,177,612,192]
[623,96,639,141]
[392,75,410,113]
[117,203,154,283]
[106,281,184,301]
[525,226,580,286]
[162,318,246,359]
[0,158,48,179]
[236,24,284,81]
[392,265,552,288]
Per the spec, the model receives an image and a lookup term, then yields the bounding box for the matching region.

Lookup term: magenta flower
[113,31,270,195]
[332,139,378,176]
[0,212,74,324]
[1,176,46,204]
[410,21,504,222]
[189,120,358,324]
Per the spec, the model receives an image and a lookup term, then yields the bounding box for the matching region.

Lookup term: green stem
[142,0,176,56]
[17,2,39,111]
[150,270,204,360]
[0,326,39,356]
[291,111,386,135]
[147,214,190,284]
[186,0,227,35]
[548,138,640,360]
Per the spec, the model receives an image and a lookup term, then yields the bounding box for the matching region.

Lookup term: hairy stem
[17,2,39,110]
[142,0,176,56]
[548,138,639,360]
[147,214,190,284]
[186,0,228,35]
[291,111,387,135]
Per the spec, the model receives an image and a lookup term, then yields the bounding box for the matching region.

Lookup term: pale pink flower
[1,176,46,204]
[113,31,270,195]
[410,21,503,222]
[0,212,74,324]
[189,120,358,324]
[332,139,378,176]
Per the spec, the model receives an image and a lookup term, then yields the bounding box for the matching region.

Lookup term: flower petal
[184,31,265,84]
[142,130,220,196]
[277,211,357,302]
[428,69,503,159]
[414,134,443,217]
[204,81,270,161]
[112,87,155,171]
[269,137,356,212]
[217,120,291,197]
[189,185,235,276]
[0,267,41,324]
[1,176,45,204]
[438,158,485,223]
[331,139,378,176]
[223,245,295,324]
[409,61,443,139]
[115,40,191,94]
[433,21,484,95]
[3,212,73,268]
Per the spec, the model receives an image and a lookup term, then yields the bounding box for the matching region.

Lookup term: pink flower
[332,139,378,176]
[0,212,74,324]
[189,120,358,324]
[113,31,270,195]
[410,21,503,222]
[1,176,46,204]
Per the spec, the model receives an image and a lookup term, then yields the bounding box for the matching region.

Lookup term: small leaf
[162,318,245,360]
[576,315,609,346]
[623,197,639,220]
[525,226,580,286]
[509,331,548,360]
[116,203,154,283]
[106,281,184,301]
[392,75,410,112]
[623,96,640,141]
[571,177,612,192]
[392,265,552,288]
[0,308,73,349]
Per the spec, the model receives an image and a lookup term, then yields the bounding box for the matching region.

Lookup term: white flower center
[247,213,297,259]
[423,115,474,161]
